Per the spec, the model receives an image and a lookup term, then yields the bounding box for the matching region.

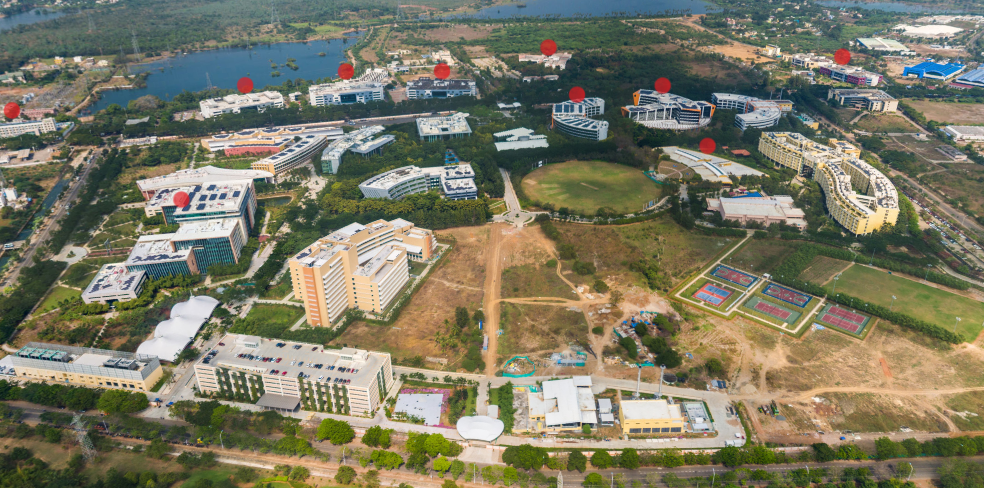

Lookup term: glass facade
[126,259,193,279]
[172,232,243,274]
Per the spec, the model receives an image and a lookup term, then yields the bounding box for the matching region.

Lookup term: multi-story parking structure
[251,134,328,179]
[194,334,394,415]
[309,68,389,106]
[551,98,608,141]
[12,342,163,392]
[711,93,792,130]
[200,92,285,118]
[143,179,258,238]
[0,117,56,138]
[759,132,899,235]
[289,219,436,326]
[358,164,477,201]
[827,88,898,112]
[622,90,714,130]
[416,113,472,141]
[136,166,274,200]
[819,66,882,86]
[321,125,395,174]
[406,78,477,99]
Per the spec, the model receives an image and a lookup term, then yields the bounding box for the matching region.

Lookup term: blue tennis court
[692,282,733,307]
[705,284,731,297]
[695,291,725,306]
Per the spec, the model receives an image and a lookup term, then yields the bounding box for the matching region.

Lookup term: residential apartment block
[289,219,437,327]
[194,334,394,415]
[11,343,163,392]
[759,132,899,235]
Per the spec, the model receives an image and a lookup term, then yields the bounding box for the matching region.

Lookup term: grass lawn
[726,240,800,275]
[854,113,915,133]
[245,303,305,329]
[798,255,852,284]
[180,468,236,488]
[409,260,429,276]
[824,265,984,340]
[37,286,82,313]
[905,100,984,125]
[259,273,293,300]
[945,391,984,431]
[521,160,659,215]
[501,263,574,300]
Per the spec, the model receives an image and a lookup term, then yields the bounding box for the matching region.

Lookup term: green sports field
[521,161,659,215]
[824,265,984,341]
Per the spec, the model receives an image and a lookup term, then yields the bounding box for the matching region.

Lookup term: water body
[87,35,361,114]
[457,0,714,18]
[0,9,66,32]
[0,176,69,268]
[816,1,958,13]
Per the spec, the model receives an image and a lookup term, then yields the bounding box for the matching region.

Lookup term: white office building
[622,90,714,130]
[711,93,792,130]
[199,92,285,118]
[81,264,148,304]
[321,125,395,174]
[416,113,472,141]
[493,127,550,151]
[943,126,984,141]
[551,98,608,141]
[309,68,389,106]
[406,78,477,99]
[359,164,477,201]
[0,117,56,138]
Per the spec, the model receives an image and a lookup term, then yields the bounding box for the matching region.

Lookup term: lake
[87,35,361,114]
[0,9,66,32]
[457,0,714,18]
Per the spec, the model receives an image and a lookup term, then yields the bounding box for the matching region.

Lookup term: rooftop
[201,91,284,111]
[171,217,241,241]
[856,38,910,51]
[126,235,192,265]
[416,113,472,137]
[621,399,684,420]
[407,78,476,91]
[309,68,389,97]
[136,166,273,193]
[145,180,251,216]
[83,264,146,296]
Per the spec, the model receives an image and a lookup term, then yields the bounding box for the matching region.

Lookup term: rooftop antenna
[71,413,96,462]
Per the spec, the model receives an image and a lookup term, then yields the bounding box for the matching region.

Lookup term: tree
[568,450,588,472]
[289,466,310,481]
[450,459,466,479]
[584,473,605,487]
[442,480,459,488]
[876,437,905,459]
[619,336,638,359]
[335,466,358,485]
[317,418,355,444]
[582,424,591,435]
[590,450,614,469]
[502,444,548,470]
[97,389,148,414]
[425,433,449,457]
[363,425,384,447]
[896,462,913,480]
[433,456,452,475]
[717,446,743,467]
[147,438,172,460]
[705,358,724,376]
[620,448,640,470]
[812,443,836,463]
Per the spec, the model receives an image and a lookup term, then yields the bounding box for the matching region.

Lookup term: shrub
[591,326,603,335]
[593,279,609,293]
[336,466,358,485]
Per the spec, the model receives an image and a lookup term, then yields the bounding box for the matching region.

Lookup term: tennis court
[763,283,812,307]
[816,303,870,335]
[743,296,802,324]
[712,265,757,288]
[693,282,733,307]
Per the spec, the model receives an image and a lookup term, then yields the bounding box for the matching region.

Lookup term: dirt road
[482,223,506,375]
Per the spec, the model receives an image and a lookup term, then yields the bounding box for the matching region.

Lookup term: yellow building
[758,132,899,235]
[289,219,437,327]
[11,343,164,392]
[619,399,686,435]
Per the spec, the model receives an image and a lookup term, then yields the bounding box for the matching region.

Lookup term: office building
[406,78,477,99]
[856,38,911,53]
[518,52,572,70]
[787,53,834,69]
[552,98,608,141]
[202,137,291,156]
[794,112,820,130]
[902,62,965,80]
[124,218,245,277]
[952,67,984,88]
[201,126,343,153]
[143,179,258,238]
[705,195,807,230]
[251,134,329,178]
[819,66,882,86]
[619,400,686,435]
[289,219,436,326]
[661,146,765,186]
[81,264,148,304]
[759,132,899,235]
[125,235,200,279]
[321,125,395,174]
[527,377,597,432]
[0,117,56,138]
[136,166,273,200]
[622,90,714,130]
[942,125,984,141]
[200,91,285,118]
[493,127,550,151]
[358,164,477,201]
[309,68,389,106]
[711,93,792,130]
[416,113,472,141]
[827,88,898,112]
[12,342,163,392]
[194,334,394,415]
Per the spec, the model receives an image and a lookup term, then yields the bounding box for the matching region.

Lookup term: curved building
[711,93,792,130]
[759,132,898,235]
[251,134,328,178]
[551,98,609,141]
[622,90,714,130]
[359,164,477,201]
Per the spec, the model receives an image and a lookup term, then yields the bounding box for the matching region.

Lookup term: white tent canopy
[456,416,504,442]
[136,296,220,362]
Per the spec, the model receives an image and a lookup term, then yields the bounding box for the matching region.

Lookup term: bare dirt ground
[418,25,496,42]
[905,100,984,125]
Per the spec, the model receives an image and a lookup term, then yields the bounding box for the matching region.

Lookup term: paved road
[493,168,546,227]
[3,151,98,288]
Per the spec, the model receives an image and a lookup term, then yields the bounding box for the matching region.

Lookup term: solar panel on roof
[209,194,218,201]
[207,185,216,191]
[232,191,241,197]
[194,186,202,192]
[197,204,206,210]
[182,205,191,211]
[219,193,227,200]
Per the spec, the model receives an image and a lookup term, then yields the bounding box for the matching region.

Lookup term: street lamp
[954,317,961,333]
[831,273,840,296]
[925,265,931,283]
[890,295,897,312]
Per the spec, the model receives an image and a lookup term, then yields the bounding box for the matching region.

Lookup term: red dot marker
[569,86,585,103]
[338,63,354,80]
[4,102,20,120]
[237,77,254,94]
[540,39,557,57]
[654,77,671,94]
[834,49,851,65]
[434,63,451,80]
[173,191,190,208]
[699,138,716,155]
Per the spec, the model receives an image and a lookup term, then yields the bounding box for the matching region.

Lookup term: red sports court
[693,282,732,307]
[753,301,792,321]
[763,283,811,307]
[818,304,869,334]
[711,265,755,287]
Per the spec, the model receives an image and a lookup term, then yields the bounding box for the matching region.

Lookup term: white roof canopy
[456,416,505,442]
[136,296,219,362]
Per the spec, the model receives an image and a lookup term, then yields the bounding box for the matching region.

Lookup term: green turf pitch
[521,160,660,215]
